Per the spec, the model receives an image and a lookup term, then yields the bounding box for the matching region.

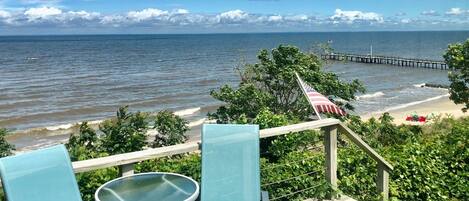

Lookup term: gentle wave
[414,83,425,88]
[173,107,201,116]
[16,107,203,134]
[381,94,450,113]
[15,117,211,153]
[357,92,385,100]
[45,123,75,131]
[187,118,207,128]
[413,83,426,88]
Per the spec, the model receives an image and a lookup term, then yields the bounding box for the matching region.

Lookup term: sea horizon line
[1,29,469,37]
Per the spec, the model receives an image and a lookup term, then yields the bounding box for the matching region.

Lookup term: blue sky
[0,0,468,34]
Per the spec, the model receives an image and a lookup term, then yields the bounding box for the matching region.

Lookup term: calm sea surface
[0,31,468,132]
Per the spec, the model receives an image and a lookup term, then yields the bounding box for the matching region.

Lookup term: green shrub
[209,45,364,124]
[99,106,149,155]
[337,145,380,201]
[261,151,332,201]
[62,114,468,201]
[340,116,469,201]
[65,106,193,201]
[76,168,119,201]
[66,122,100,161]
[135,154,201,182]
[0,128,14,157]
[0,128,13,201]
[443,39,469,112]
[152,110,189,148]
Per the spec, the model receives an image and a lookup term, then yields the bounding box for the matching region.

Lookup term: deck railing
[71,118,393,200]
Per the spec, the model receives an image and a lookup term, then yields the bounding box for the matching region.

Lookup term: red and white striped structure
[295,73,346,119]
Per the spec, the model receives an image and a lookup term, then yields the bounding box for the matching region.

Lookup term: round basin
[95,172,199,201]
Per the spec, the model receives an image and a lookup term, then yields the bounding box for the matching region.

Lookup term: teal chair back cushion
[201,124,260,201]
[0,144,82,201]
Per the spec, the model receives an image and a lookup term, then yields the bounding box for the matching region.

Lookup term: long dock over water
[321,52,448,70]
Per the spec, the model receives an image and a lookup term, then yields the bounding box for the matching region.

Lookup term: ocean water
[0,31,467,138]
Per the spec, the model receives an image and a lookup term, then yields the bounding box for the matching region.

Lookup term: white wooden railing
[71,118,393,200]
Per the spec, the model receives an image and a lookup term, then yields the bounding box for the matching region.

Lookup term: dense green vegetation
[0,44,467,201]
[444,39,469,112]
[209,45,364,123]
[67,111,469,201]
[0,128,14,158]
[152,110,189,147]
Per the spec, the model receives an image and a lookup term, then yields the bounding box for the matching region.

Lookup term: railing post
[377,162,390,201]
[119,163,134,176]
[324,125,338,195]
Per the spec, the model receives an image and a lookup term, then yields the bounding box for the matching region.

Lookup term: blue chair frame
[201,124,269,201]
[0,144,82,201]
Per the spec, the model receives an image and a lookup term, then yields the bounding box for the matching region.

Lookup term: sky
[0,0,468,35]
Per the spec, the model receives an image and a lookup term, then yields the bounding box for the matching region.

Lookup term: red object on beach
[405,116,413,121]
[418,116,426,122]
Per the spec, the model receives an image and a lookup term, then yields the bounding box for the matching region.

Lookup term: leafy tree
[67,122,97,150]
[0,128,14,157]
[66,122,100,161]
[99,106,148,155]
[210,45,364,123]
[347,113,421,147]
[152,110,189,147]
[444,39,469,112]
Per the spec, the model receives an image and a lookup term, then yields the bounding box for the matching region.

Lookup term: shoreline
[362,96,467,125]
[7,95,467,152]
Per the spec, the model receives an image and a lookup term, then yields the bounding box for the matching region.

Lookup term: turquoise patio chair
[201,124,269,201]
[0,144,82,201]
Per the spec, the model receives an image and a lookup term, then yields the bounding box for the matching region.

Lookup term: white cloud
[421,10,439,16]
[330,9,383,24]
[63,10,100,21]
[24,6,62,21]
[217,9,248,23]
[100,15,125,25]
[401,18,411,24]
[127,8,169,22]
[446,8,464,15]
[0,10,13,24]
[285,14,308,21]
[268,15,283,22]
[1,6,468,32]
[0,10,10,18]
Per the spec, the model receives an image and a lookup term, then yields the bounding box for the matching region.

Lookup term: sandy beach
[362,96,468,125]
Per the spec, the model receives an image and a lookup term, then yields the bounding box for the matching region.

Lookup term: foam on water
[380,94,450,113]
[187,118,207,127]
[173,107,201,116]
[45,123,74,131]
[357,91,385,100]
[14,107,204,136]
[413,83,426,88]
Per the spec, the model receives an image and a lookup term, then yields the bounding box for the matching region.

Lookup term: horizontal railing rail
[71,118,393,201]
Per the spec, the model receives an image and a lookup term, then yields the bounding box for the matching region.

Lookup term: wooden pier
[321,53,448,70]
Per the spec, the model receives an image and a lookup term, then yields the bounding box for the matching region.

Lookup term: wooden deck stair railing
[72,118,393,201]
